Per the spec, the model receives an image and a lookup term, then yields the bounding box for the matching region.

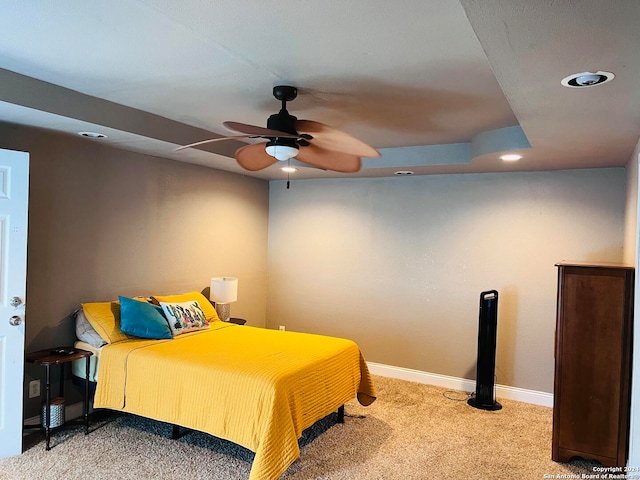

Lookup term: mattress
[71,341,103,383]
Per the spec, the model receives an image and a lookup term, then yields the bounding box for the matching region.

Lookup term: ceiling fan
[175,86,380,173]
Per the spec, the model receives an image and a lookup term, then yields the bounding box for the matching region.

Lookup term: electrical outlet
[279,325,285,331]
[29,380,40,398]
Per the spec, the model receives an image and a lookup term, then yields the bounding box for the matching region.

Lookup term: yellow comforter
[94,322,376,480]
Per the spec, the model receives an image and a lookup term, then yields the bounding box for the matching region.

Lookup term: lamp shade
[210,277,238,304]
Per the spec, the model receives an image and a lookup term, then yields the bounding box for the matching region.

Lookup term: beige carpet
[2,376,598,479]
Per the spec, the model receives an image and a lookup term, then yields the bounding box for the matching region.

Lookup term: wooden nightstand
[227,317,247,325]
[25,347,92,450]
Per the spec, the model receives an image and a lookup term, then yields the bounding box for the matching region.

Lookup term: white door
[0,148,29,458]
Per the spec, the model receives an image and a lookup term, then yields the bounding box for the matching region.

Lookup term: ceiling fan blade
[223,121,299,139]
[235,143,279,171]
[174,135,257,152]
[295,120,380,158]
[174,119,300,152]
[295,143,362,173]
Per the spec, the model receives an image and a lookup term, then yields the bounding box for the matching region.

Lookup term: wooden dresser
[552,262,634,467]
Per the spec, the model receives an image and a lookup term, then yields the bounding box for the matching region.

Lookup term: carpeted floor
[3,376,599,479]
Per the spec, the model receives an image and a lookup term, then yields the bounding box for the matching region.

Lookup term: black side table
[25,347,92,450]
[227,317,247,325]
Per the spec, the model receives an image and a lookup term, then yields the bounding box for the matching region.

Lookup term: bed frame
[73,375,346,443]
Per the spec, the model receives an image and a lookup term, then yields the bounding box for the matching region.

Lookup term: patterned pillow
[152,291,220,323]
[159,300,210,336]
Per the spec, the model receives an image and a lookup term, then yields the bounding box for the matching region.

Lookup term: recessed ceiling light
[281,166,297,173]
[561,71,615,88]
[500,153,522,161]
[78,131,107,139]
[394,170,414,176]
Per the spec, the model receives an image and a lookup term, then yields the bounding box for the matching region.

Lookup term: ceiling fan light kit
[265,144,299,161]
[176,85,379,173]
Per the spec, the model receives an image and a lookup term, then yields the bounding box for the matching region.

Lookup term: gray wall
[267,168,626,393]
[4,118,629,416]
[0,123,270,418]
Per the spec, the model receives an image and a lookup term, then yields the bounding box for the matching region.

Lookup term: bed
[71,293,376,480]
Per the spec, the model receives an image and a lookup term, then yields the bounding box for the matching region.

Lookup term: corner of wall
[623,147,639,265]
[625,136,640,467]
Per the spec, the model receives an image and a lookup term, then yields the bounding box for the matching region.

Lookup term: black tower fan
[468,290,502,411]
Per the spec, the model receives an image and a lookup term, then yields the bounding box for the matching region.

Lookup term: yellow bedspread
[94,322,376,480]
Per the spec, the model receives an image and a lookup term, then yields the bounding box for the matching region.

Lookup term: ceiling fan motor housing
[265,136,298,150]
[267,111,298,135]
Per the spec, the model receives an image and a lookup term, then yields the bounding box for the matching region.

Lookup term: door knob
[10,297,22,307]
[9,315,22,326]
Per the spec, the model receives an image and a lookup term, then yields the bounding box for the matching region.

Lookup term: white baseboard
[24,402,86,427]
[367,361,554,408]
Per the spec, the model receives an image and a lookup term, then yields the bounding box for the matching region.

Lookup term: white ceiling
[0,0,638,180]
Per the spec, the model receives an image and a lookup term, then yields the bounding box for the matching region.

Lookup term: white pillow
[74,309,107,348]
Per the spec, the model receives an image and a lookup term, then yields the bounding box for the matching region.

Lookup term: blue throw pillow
[119,296,172,340]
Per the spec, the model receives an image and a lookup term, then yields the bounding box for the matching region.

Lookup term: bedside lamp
[209,277,238,322]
